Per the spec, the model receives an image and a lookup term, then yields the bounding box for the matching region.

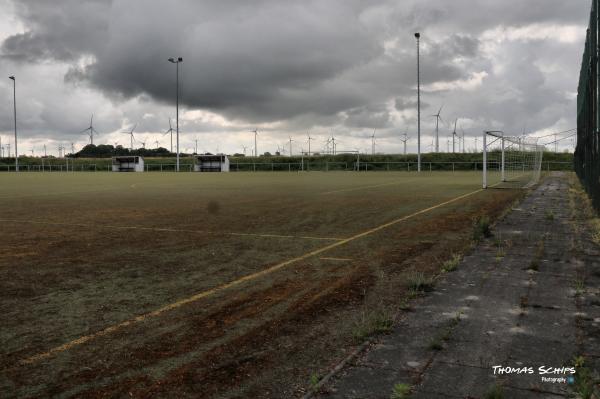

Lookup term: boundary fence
[0,161,573,173]
[576,0,600,210]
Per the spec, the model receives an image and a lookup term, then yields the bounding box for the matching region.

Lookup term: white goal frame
[482,130,544,189]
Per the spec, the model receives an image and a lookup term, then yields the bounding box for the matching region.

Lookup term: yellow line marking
[0,219,343,242]
[320,257,353,262]
[20,187,486,365]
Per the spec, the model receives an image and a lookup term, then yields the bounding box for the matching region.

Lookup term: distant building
[194,154,230,172]
[112,156,144,172]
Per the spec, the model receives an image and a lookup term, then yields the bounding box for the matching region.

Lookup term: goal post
[483,131,544,189]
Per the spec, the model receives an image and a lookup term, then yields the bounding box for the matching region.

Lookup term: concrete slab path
[315,173,600,398]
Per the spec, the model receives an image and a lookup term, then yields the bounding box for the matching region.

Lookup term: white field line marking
[21,187,485,365]
[0,187,126,200]
[0,219,343,242]
[319,181,408,195]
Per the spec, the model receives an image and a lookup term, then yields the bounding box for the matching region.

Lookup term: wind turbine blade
[80,127,90,134]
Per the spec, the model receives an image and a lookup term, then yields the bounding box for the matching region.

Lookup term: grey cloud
[0,0,590,153]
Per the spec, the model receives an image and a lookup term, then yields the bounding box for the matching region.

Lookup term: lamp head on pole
[414,32,420,39]
[9,76,14,80]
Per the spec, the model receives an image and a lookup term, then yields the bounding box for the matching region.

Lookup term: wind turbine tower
[250,129,258,157]
[307,132,314,156]
[80,114,98,145]
[289,136,294,157]
[432,106,443,152]
[371,129,376,155]
[122,124,137,150]
[401,128,409,155]
[163,118,175,153]
[452,119,458,153]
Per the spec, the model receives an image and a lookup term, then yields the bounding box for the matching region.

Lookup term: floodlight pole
[169,57,183,171]
[501,135,506,182]
[482,131,487,188]
[415,33,421,172]
[9,76,17,171]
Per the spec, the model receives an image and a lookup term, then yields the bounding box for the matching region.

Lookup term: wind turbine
[242,145,248,156]
[250,129,258,157]
[307,132,314,156]
[43,144,47,157]
[371,129,376,155]
[139,137,147,149]
[432,105,443,152]
[324,138,331,154]
[452,118,458,153]
[400,128,410,155]
[80,114,98,145]
[122,123,137,150]
[163,118,175,153]
[331,136,337,155]
[289,136,294,157]
[154,139,160,149]
[460,128,466,153]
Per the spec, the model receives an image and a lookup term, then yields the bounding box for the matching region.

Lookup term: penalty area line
[20,186,485,365]
[0,219,343,242]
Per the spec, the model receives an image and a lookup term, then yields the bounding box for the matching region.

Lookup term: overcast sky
[0,0,588,156]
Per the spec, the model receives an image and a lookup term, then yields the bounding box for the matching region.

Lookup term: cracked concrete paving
[316,173,599,398]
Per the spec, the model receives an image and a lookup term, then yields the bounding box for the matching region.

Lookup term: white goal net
[483,131,544,189]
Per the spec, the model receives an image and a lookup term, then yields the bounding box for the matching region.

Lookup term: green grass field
[0,171,524,397]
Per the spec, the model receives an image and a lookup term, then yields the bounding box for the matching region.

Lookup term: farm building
[112,156,144,172]
[194,154,230,172]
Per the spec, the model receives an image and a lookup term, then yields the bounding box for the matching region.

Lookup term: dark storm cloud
[0,0,591,150]
[2,0,110,62]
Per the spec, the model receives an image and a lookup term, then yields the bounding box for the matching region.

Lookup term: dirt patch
[0,173,524,398]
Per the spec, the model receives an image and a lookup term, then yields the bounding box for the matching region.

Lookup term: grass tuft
[441,254,461,273]
[352,306,394,343]
[571,356,598,399]
[309,372,320,390]
[484,384,504,399]
[473,215,492,242]
[390,383,411,399]
[405,271,435,292]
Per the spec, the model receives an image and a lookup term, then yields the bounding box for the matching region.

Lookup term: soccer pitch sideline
[0,171,522,398]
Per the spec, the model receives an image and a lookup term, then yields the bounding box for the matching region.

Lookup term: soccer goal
[482,131,544,189]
